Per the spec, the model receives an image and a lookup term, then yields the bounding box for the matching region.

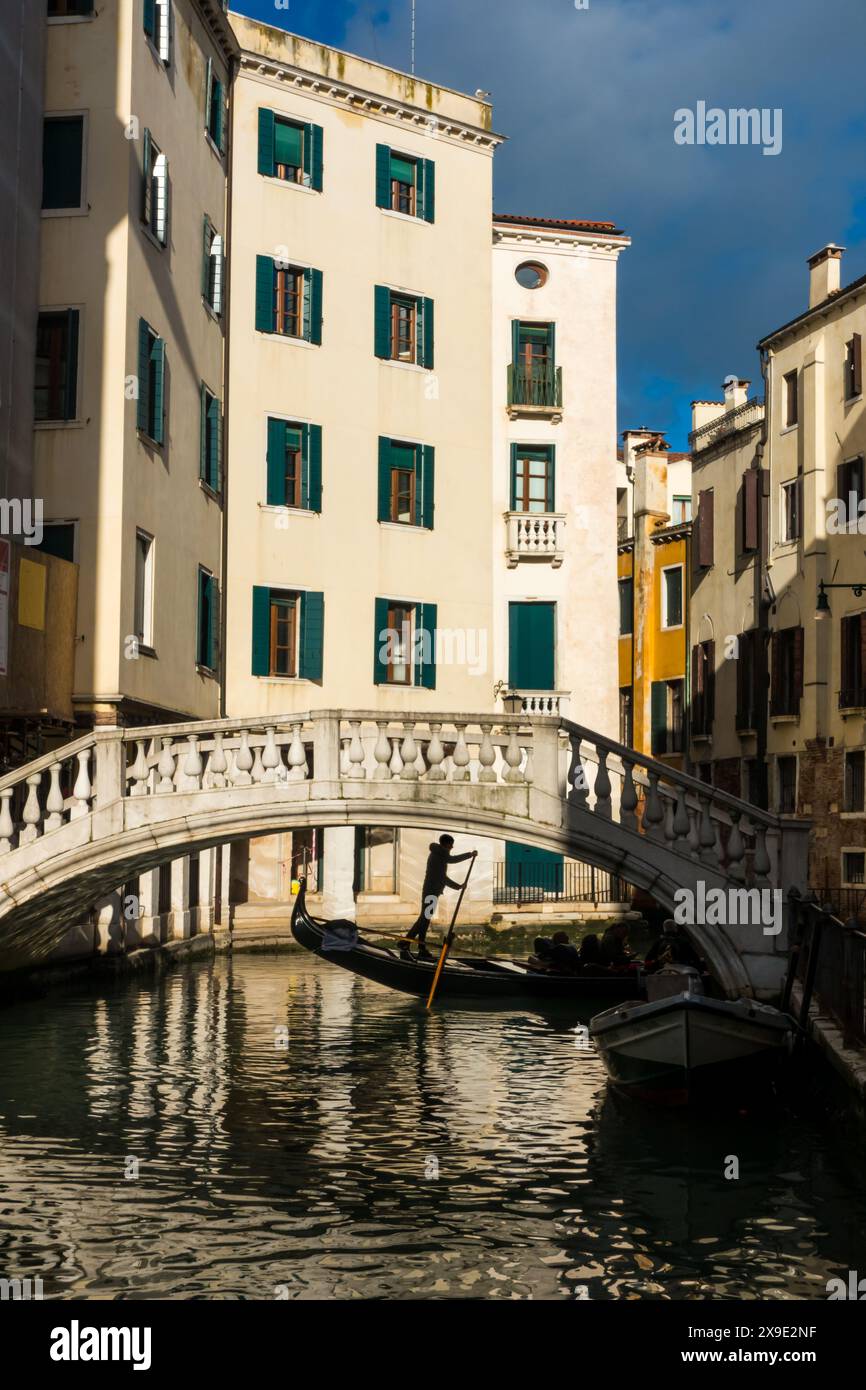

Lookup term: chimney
[723,377,750,411]
[633,434,669,520]
[808,244,845,308]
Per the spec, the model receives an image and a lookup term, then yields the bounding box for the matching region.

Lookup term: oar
[426,851,478,1011]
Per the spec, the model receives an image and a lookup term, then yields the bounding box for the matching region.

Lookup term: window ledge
[141,223,167,254]
[42,206,88,219]
[380,209,430,227]
[137,429,164,451]
[840,706,866,718]
[259,503,318,518]
[840,811,866,819]
[506,403,563,424]
[379,358,430,374]
[145,37,169,69]
[357,892,401,902]
[34,418,84,430]
[736,726,757,739]
[136,645,158,660]
[257,331,318,350]
[199,480,222,504]
[47,14,95,23]
[260,175,318,195]
[257,677,309,684]
[202,299,222,324]
[844,394,863,407]
[770,713,800,724]
[691,733,712,744]
[204,132,225,162]
[780,424,799,436]
[379,521,430,533]
[196,663,218,679]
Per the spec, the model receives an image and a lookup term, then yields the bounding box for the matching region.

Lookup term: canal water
[1,953,865,1301]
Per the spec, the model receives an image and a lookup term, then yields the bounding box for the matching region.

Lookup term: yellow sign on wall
[18,558,47,631]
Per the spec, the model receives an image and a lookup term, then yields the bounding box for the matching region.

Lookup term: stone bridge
[0,710,811,997]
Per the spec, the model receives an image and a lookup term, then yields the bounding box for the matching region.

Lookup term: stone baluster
[339,739,351,778]
[713,819,725,867]
[287,724,308,781]
[157,738,176,793]
[643,771,665,840]
[184,735,204,791]
[687,806,701,859]
[426,724,445,781]
[567,733,589,807]
[261,727,281,784]
[45,762,64,832]
[621,760,639,830]
[344,721,364,779]
[388,737,404,779]
[523,743,534,785]
[398,723,418,781]
[504,725,524,783]
[698,796,717,865]
[593,747,612,818]
[753,825,771,886]
[251,737,265,784]
[206,732,228,789]
[662,791,677,846]
[373,722,391,780]
[20,774,42,844]
[451,724,470,782]
[129,740,149,797]
[726,813,745,882]
[478,724,497,783]
[0,789,14,852]
[71,749,92,818]
[673,787,691,848]
[231,730,253,786]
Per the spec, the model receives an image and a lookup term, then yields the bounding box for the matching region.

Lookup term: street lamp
[815,578,866,620]
[493,680,524,714]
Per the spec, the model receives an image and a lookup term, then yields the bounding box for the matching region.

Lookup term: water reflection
[0,954,862,1299]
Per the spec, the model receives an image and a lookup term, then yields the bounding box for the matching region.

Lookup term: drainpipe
[756,348,771,811]
[219,51,238,720]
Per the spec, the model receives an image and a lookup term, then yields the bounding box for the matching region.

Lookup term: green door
[505,842,564,898]
[508,602,555,690]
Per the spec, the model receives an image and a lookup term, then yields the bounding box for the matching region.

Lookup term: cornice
[493,224,630,257]
[238,51,504,151]
[195,0,240,65]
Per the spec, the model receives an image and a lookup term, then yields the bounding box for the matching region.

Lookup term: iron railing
[493,861,628,905]
[689,396,765,451]
[507,362,563,410]
[794,906,866,1046]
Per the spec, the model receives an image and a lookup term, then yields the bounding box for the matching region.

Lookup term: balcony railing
[514,691,570,717]
[689,397,765,452]
[507,362,563,415]
[505,511,565,567]
[493,860,628,906]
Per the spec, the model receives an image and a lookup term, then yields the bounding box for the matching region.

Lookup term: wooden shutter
[704,640,715,726]
[308,268,323,345]
[770,631,781,715]
[698,490,714,566]
[255,256,275,333]
[421,158,435,223]
[421,296,435,369]
[257,107,274,177]
[793,625,804,705]
[509,444,519,510]
[208,577,220,672]
[64,309,79,420]
[691,644,701,732]
[251,587,271,676]
[374,285,391,358]
[137,319,150,433]
[651,682,668,756]
[141,128,151,223]
[208,394,221,490]
[420,445,435,529]
[151,336,165,444]
[743,469,758,551]
[201,216,211,298]
[219,81,228,156]
[373,596,389,684]
[199,383,208,481]
[415,602,437,690]
[205,57,213,133]
[853,333,863,398]
[143,0,155,37]
[377,438,391,522]
[509,603,554,690]
[308,123,324,191]
[306,424,322,511]
[266,418,286,505]
[299,591,324,681]
[375,144,391,208]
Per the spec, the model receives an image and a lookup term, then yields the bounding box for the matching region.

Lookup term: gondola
[290,879,646,1003]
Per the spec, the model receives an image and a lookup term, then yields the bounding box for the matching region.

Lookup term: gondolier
[402,834,475,961]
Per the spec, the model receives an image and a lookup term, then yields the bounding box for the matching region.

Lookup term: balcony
[505,511,565,567]
[513,691,570,717]
[506,362,563,421]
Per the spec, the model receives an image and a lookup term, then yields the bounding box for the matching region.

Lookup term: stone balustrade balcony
[504,511,565,567]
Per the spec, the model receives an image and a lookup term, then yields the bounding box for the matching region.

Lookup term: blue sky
[232,0,866,449]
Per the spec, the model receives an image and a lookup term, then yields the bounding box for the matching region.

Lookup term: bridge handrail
[116,708,536,742]
[0,730,98,795]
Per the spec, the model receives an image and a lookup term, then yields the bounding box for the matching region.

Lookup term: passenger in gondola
[402,834,475,962]
[644,919,704,973]
[578,933,604,972]
[599,921,634,969]
[549,931,582,973]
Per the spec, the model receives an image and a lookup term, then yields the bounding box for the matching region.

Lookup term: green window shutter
[309,267,323,344]
[420,445,435,529]
[137,319,150,432]
[255,255,275,333]
[209,577,220,672]
[150,336,165,444]
[509,602,555,690]
[415,602,437,690]
[390,154,416,184]
[257,107,275,177]
[511,320,520,365]
[141,127,151,222]
[205,56,213,131]
[375,144,391,208]
[651,682,668,756]
[208,393,221,490]
[377,437,391,522]
[251,586,271,676]
[64,309,79,420]
[421,158,435,223]
[144,0,156,38]
[201,217,211,298]
[199,383,207,480]
[299,590,324,681]
[421,297,434,369]
[266,418,286,505]
[548,321,556,363]
[219,83,228,156]
[306,423,322,511]
[374,285,391,359]
[308,122,323,191]
[275,119,302,169]
[42,117,83,210]
[548,446,556,509]
[509,444,519,510]
[373,597,389,684]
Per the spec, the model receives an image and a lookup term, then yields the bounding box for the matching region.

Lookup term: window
[205,58,226,153]
[374,598,437,689]
[671,495,692,523]
[736,629,759,732]
[34,310,79,421]
[258,109,323,190]
[133,530,154,648]
[34,521,76,562]
[696,489,714,567]
[508,601,555,691]
[837,456,865,532]
[777,755,797,814]
[266,419,322,511]
[200,386,221,493]
[845,334,862,401]
[136,319,165,445]
[770,625,804,717]
[48,0,94,15]
[374,286,434,368]
[691,640,715,736]
[375,144,434,221]
[378,438,434,528]
[651,679,684,755]
[511,445,554,513]
[515,262,548,290]
[781,478,802,542]
[251,587,324,681]
[143,0,171,62]
[197,567,218,671]
[783,370,798,427]
[141,130,168,244]
[844,751,865,813]
[840,614,865,709]
[619,687,633,747]
[618,578,633,636]
[42,115,84,211]
[662,565,683,629]
[355,827,399,894]
[255,257,323,344]
[202,217,223,315]
[843,850,866,885]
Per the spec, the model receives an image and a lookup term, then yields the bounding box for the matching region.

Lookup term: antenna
[411,0,416,75]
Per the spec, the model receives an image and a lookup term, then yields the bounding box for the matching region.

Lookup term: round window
[515,261,549,289]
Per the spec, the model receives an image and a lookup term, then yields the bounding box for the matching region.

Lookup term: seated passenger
[548,931,582,973]
[578,933,603,971]
[599,922,634,969]
[645,919,704,973]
